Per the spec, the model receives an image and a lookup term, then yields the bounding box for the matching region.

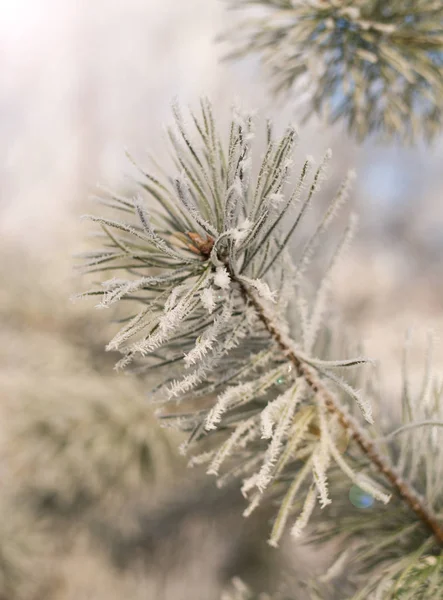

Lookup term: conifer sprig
[79,100,442,549]
[223,0,443,142]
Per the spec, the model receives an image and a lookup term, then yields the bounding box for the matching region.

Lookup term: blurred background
[0,1,442,598]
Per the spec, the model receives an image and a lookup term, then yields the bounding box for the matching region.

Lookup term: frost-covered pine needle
[290,485,317,538]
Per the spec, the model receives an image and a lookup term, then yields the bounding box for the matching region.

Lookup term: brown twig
[235,276,443,545]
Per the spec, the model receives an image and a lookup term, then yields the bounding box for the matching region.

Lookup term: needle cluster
[223,0,443,142]
[79,100,389,550]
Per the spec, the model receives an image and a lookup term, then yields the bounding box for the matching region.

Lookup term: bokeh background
[1,1,442,598]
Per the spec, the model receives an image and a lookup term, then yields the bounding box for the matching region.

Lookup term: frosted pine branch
[79,100,443,556]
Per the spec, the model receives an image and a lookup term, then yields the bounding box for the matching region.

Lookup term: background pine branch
[223,0,443,142]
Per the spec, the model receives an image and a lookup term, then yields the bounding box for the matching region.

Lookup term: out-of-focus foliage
[391,554,443,599]
[0,497,58,600]
[6,375,174,519]
[0,244,175,598]
[0,243,175,516]
[224,0,443,142]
